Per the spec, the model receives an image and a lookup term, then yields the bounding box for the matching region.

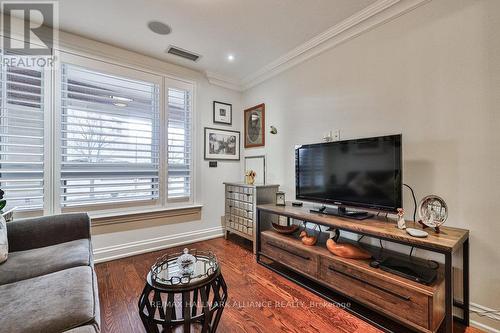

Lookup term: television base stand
[310,206,374,220]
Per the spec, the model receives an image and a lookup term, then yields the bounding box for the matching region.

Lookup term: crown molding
[240,0,431,91]
[205,71,243,92]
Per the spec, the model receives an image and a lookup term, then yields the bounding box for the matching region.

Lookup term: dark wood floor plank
[95,235,482,333]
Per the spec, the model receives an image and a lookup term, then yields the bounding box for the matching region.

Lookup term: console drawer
[319,257,429,329]
[261,233,317,277]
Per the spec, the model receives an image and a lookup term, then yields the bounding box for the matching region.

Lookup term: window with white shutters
[0,56,45,211]
[60,64,160,208]
[167,86,192,200]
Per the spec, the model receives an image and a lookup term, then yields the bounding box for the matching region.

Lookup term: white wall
[242,0,499,330]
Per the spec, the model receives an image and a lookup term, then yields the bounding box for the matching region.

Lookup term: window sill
[89,204,203,227]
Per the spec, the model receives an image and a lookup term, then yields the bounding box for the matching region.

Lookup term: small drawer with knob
[318,257,431,329]
[261,232,318,277]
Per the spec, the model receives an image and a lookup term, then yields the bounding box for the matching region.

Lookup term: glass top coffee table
[138,249,228,333]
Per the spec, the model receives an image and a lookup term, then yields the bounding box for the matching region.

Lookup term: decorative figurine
[397,208,406,230]
[176,248,196,276]
[299,222,319,246]
[299,230,317,246]
[326,229,372,259]
[245,170,256,185]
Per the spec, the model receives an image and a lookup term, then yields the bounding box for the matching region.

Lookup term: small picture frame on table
[213,101,232,125]
[276,192,286,206]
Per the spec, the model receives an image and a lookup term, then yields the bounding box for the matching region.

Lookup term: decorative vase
[245,170,256,185]
[245,175,255,185]
[176,248,196,276]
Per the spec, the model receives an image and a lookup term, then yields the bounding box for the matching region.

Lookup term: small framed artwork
[213,101,232,125]
[244,155,266,185]
[244,103,265,148]
[204,127,240,160]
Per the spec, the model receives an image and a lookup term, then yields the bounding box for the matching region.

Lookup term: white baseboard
[470,302,500,333]
[470,302,500,322]
[93,226,224,263]
[470,319,500,333]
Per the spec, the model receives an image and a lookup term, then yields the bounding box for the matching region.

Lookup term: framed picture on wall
[204,127,240,160]
[213,101,232,125]
[244,155,266,185]
[244,103,265,148]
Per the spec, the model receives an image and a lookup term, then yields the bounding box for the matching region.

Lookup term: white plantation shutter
[0,56,45,211]
[167,86,192,200]
[60,64,160,208]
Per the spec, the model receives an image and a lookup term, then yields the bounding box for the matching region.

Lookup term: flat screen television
[295,134,402,213]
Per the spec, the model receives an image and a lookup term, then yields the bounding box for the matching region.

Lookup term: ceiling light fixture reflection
[227,54,235,62]
[113,102,128,107]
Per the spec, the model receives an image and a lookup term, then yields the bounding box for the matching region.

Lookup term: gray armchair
[7,213,91,252]
[0,213,100,333]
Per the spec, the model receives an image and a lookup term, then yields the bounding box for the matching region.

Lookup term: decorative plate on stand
[418,195,448,232]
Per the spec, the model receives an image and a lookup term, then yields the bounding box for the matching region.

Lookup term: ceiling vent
[166,45,201,62]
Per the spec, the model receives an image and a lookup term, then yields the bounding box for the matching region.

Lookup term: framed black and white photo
[204,127,240,160]
[213,101,232,125]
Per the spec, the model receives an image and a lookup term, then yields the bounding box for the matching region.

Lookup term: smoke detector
[148,21,172,35]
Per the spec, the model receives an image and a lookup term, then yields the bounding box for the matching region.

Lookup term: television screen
[295,134,402,212]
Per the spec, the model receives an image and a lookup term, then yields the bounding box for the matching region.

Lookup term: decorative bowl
[271,223,299,234]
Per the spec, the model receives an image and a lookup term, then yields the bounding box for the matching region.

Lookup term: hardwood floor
[95,235,481,333]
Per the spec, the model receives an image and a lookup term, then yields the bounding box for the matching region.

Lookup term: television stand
[256,203,470,333]
[310,206,374,220]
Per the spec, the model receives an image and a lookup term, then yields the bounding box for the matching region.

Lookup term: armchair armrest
[7,213,91,252]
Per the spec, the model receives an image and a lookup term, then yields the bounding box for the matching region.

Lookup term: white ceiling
[54,0,377,82]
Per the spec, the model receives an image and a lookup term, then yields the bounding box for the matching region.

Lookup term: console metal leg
[463,238,470,326]
[444,252,453,333]
[256,209,261,261]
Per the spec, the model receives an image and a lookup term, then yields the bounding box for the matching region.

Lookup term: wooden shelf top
[257,204,469,253]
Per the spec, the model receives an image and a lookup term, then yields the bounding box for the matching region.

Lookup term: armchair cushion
[7,213,90,252]
[0,239,92,285]
[0,266,100,333]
